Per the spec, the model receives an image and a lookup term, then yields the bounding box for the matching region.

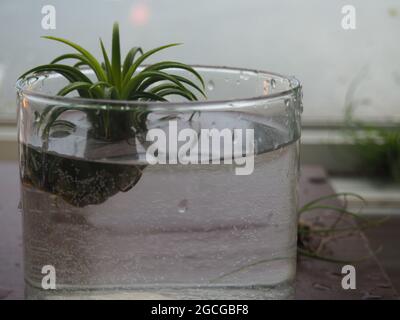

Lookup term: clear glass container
[17,66,302,299]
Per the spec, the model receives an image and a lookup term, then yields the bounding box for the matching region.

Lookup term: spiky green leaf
[122,43,181,85]
[42,36,106,81]
[57,81,93,96]
[99,39,114,84]
[144,61,205,89]
[157,88,196,101]
[111,22,122,89]
[122,47,143,77]
[122,70,189,99]
[129,91,167,101]
[138,74,205,98]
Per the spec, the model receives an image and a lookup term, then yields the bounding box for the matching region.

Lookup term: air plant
[297,193,387,263]
[19,22,206,207]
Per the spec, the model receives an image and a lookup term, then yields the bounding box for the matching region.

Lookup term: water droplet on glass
[178,199,188,213]
[270,78,276,89]
[207,80,215,91]
[285,99,290,107]
[17,200,22,211]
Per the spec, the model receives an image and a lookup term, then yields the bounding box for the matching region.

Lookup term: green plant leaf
[298,192,365,215]
[298,248,367,264]
[19,64,94,98]
[150,85,196,101]
[149,83,182,94]
[122,43,181,86]
[138,74,205,98]
[122,70,189,99]
[19,64,92,83]
[129,91,167,101]
[57,81,93,97]
[41,107,74,139]
[111,22,122,90]
[90,81,112,89]
[144,61,205,89]
[122,47,143,78]
[99,39,114,84]
[158,88,196,100]
[50,53,90,66]
[73,61,88,68]
[42,36,106,81]
[171,75,206,97]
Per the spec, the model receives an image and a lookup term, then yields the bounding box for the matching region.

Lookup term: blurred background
[0,0,400,124]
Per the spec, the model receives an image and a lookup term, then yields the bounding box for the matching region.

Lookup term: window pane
[1,0,399,124]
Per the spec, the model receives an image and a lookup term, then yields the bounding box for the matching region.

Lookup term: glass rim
[16,65,301,110]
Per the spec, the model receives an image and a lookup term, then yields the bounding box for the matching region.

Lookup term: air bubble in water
[178,199,188,213]
[207,80,215,91]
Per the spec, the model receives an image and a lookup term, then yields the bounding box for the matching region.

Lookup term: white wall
[1,0,400,124]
